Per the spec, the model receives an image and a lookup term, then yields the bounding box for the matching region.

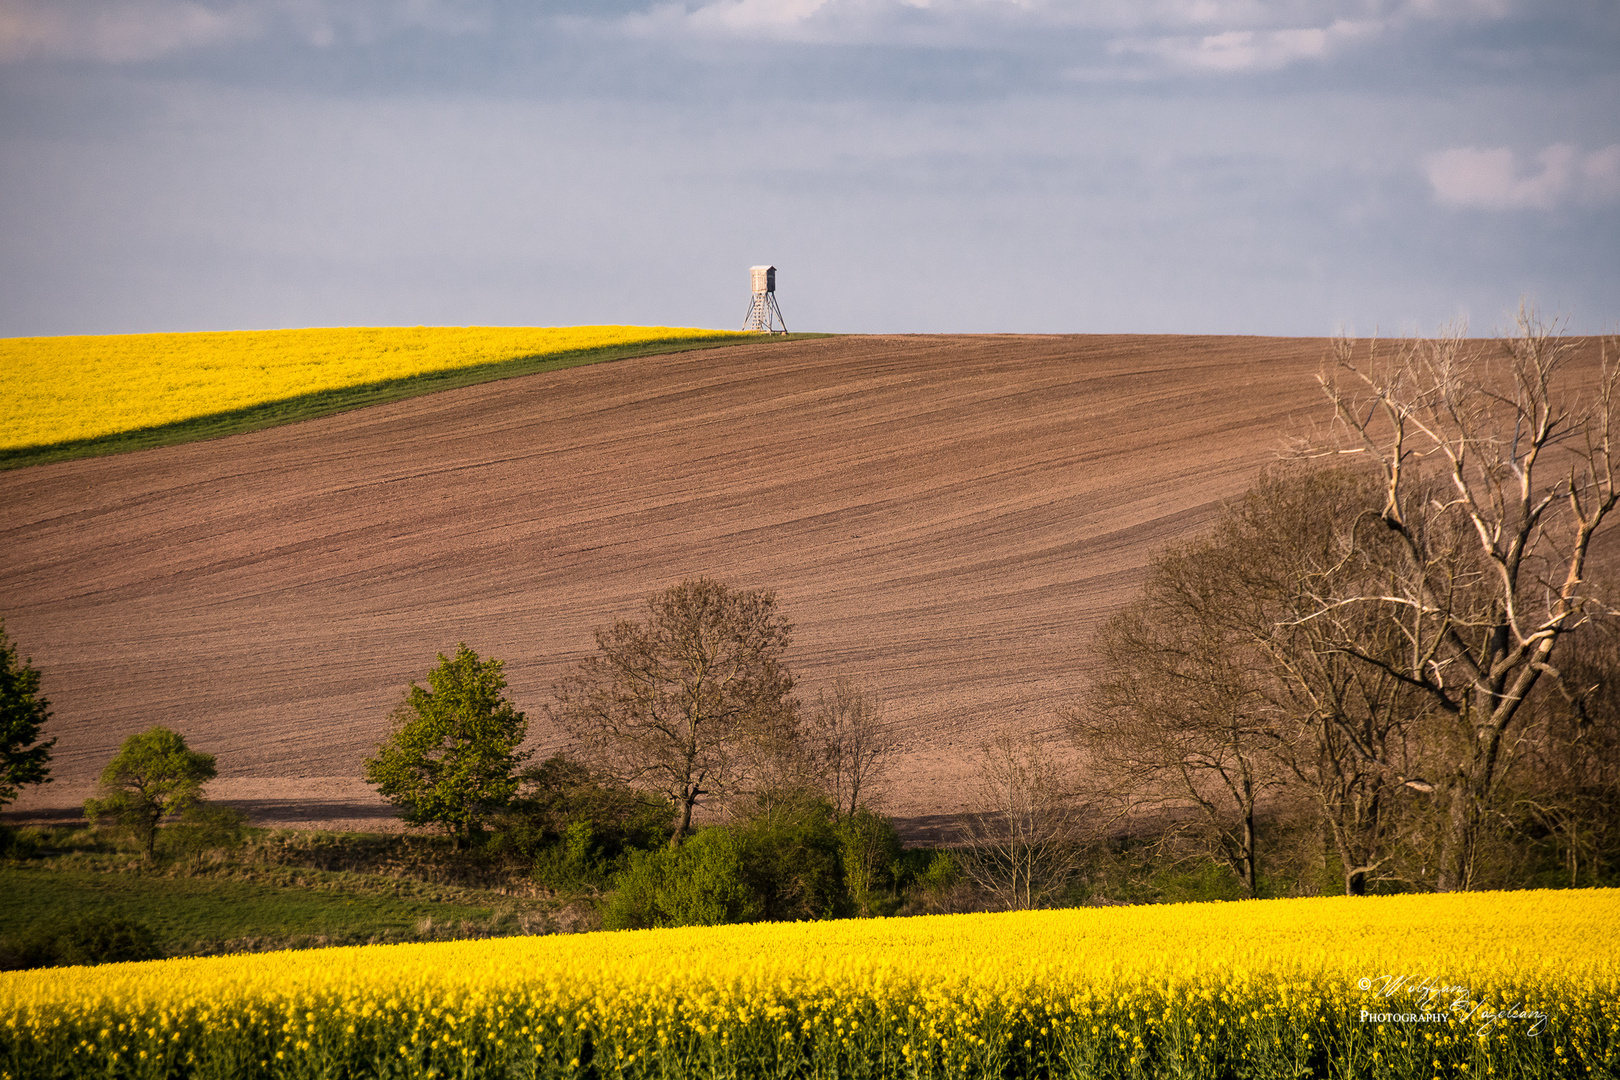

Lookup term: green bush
[530,820,602,891]
[601,795,910,928]
[162,803,249,870]
[601,828,759,930]
[0,824,40,861]
[487,756,673,889]
[891,848,972,913]
[916,850,960,892]
[732,794,849,922]
[836,809,903,917]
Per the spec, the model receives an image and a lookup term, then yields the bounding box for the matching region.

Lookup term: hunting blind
[744,265,787,334]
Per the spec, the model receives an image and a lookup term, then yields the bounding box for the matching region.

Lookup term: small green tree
[836,808,903,917]
[0,618,54,808]
[365,644,530,848]
[85,727,216,860]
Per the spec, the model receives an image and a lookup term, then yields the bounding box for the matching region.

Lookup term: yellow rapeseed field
[0,325,748,451]
[2,889,1615,1079]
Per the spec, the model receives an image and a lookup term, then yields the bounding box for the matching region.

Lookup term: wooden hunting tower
[743,264,787,334]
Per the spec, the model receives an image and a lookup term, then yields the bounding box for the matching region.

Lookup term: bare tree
[1220,467,1440,895]
[1070,466,1435,896]
[1073,567,1282,898]
[959,732,1082,910]
[1312,312,1619,890]
[1496,606,1620,887]
[548,578,799,846]
[810,676,895,817]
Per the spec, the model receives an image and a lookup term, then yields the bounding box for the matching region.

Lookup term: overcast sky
[1,0,1616,336]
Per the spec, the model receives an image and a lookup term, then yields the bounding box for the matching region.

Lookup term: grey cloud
[0,0,262,62]
[0,0,493,63]
[610,0,1534,50]
[1427,144,1620,210]
[0,0,1576,70]
[0,0,1614,338]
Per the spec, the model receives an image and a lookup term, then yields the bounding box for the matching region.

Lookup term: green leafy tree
[0,618,54,808]
[365,644,530,848]
[85,727,216,860]
[836,808,903,917]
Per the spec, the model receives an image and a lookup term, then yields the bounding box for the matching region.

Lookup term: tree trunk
[1437,689,1514,891]
[671,788,696,847]
[1329,824,1369,895]
[1241,808,1258,898]
[1435,779,1478,892]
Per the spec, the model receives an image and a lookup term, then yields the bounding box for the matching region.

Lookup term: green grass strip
[0,865,520,956]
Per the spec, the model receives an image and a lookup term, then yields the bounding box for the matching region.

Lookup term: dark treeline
[1066,464,1620,901]
[1068,317,1620,899]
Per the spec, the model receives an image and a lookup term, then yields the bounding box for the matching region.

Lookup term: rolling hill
[6,332,1581,840]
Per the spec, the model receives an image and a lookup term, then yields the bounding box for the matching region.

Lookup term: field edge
[0,331,838,471]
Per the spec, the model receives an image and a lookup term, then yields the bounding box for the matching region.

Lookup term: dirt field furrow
[2,333,1431,833]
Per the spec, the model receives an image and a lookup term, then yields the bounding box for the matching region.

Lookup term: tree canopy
[1314,316,1619,889]
[1073,326,1620,895]
[365,644,529,847]
[85,727,216,860]
[0,618,54,808]
[1071,465,1434,896]
[811,677,894,818]
[549,578,798,845]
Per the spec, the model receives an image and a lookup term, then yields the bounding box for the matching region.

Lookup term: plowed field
[0,333,1547,837]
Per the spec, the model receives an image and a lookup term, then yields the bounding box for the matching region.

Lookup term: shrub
[162,803,249,870]
[732,794,848,922]
[836,809,903,917]
[601,829,759,930]
[530,820,602,892]
[496,756,671,861]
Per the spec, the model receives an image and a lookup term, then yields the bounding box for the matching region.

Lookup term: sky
[0,0,1616,336]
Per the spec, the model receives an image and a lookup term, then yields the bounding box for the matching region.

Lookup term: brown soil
[3,333,1593,839]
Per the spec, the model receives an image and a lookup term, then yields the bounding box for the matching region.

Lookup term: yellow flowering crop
[0,325,748,451]
[2,889,1616,1078]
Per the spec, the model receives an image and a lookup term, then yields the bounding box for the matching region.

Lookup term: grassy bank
[0,866,531,956]
[0,824,581,967]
